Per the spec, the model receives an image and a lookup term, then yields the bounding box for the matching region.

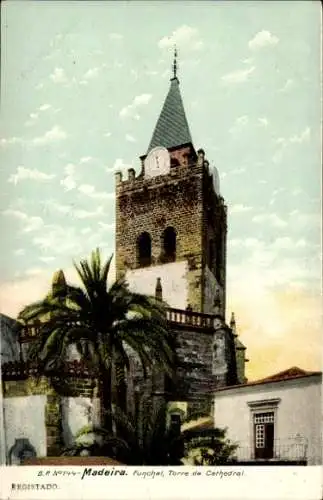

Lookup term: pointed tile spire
[147,48,193,153]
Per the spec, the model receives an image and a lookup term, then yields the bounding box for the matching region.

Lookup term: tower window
[137,232,152,267]
[161,227,176,263]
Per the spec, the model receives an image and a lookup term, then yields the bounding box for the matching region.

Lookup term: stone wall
[116,161,210,312]
[203,265,224,315]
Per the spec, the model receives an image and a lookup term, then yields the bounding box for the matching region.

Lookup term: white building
[213,367,322,465]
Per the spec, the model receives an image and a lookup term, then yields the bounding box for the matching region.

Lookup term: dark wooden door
[254,412,274,459]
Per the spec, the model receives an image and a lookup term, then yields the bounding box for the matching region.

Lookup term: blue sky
[0,1,321,378]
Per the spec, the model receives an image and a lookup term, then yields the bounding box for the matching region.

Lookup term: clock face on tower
[144,146,171,179]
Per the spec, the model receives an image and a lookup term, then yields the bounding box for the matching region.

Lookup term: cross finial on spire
[172,45,178,80]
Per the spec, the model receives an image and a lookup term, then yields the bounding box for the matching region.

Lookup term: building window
[169,413,181,435]
[254,412,275,459]
[161,227,176,262]
[137,232,152,267]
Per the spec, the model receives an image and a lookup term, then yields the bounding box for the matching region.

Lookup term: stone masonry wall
[115,162,205,312]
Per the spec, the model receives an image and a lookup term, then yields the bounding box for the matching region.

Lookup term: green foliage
[61,403,184,465]
[61,404,237,466]
[182,427,238,465]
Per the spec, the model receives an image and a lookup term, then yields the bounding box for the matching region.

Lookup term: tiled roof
[255,366,317,383]
[213,366,322,393]
[181,417,214,432]
[147,77,192,153]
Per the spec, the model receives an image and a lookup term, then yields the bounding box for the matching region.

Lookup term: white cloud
[43,199,71,215]
[119,94,152,119]
[0,136,23,148]
[73,206,104,219]
[276,137,287,146]
[230,167,246,175]
[79,156,93,164]
[252,213,287,228]
[221,66,255,84]
[258,117,269,127]
[14,249,25,256]
[248,30,279,50]
[39,256,56,263]
[158,25,203,51]
[125,134,136,143]
[292,188,303,196]
[39,103,52,112]
[104,132,112,138]
[229,115,249,134]
[273,127,311,163]
[230,238,262,250]
[230,204,253,214]
[50,67,68,84]
[78,184,114,201]
[279,79,294,93]
[109,33,123,40]
[236,116,249,126]
[60,163,77,191]
[289,211,320,229]
[25,267,44,277]
[289,127,310,144]
[107,158,134,174]
[242,57,254,65]
[271,237,294,250]
[83,67,100,80]
[2,209,44,233]
[32,126,67,146]
[8,166,55,184]
[98,222,114,231]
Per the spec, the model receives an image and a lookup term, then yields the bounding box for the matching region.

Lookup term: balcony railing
[19,308,220,342]
[2,360,94,379]
[235,438,308,463]
[166,308,217,330]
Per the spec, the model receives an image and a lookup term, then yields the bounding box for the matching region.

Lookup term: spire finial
[230,312,237,336]
[172,45,178,80]
[155,277,163,301]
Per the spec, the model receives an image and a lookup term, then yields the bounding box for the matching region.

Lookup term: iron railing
[235,437,308,462]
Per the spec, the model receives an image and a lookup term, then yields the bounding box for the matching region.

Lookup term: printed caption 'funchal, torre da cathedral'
[3,50,249,448]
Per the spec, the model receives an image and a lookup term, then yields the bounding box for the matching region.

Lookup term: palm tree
[18,249,176,431]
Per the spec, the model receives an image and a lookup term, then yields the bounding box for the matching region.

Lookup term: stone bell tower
[115,49,227,319]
